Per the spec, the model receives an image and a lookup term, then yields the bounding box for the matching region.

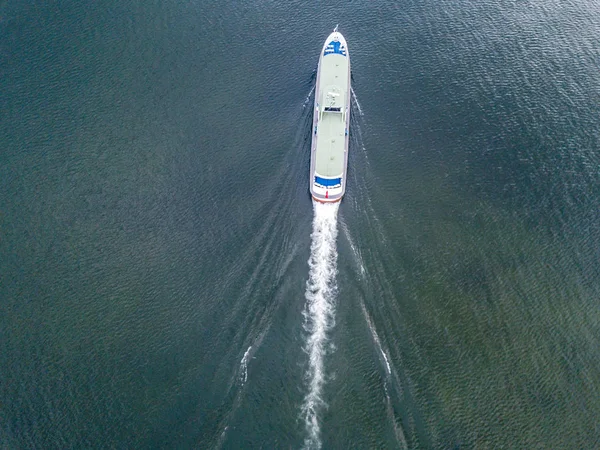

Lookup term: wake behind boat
[310,28,351,203]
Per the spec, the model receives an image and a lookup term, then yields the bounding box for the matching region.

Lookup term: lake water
[1,0,599,448]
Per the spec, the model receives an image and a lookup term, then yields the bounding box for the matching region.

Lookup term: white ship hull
[309,30,351,203]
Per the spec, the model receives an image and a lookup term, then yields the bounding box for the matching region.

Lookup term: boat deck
[314,52,349,177]
[315,113,345,176]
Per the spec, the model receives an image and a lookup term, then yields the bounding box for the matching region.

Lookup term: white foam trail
[381,348,392,376]
[239,345,252,385]
[234,325,270,390]
[361,302,408,449]
[301,200,340,449]
[340,220,366,279]
[303,85,316,108]
[361,303,391,376]
[351,87,364,116]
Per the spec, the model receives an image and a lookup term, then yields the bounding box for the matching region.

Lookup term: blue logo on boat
[323,40,347,57]
[315,176,342,187]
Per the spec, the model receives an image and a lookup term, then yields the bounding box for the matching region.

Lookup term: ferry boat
[309,28,351,203]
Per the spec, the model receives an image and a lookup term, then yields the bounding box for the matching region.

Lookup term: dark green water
[1,0,599,448]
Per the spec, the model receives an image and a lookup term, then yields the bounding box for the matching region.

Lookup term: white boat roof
[314,33,350,179]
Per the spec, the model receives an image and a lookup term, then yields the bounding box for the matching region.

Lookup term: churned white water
[301,200,340,449]
[239,346,252,385]
[351,86,363,116]
[303,85,316,109]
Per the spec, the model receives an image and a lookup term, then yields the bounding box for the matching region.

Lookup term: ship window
[315,176,342,187]
[324,107,341,112]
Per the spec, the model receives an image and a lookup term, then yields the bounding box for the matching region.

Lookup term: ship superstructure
[309,29,351,203]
